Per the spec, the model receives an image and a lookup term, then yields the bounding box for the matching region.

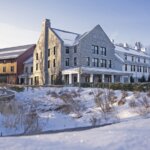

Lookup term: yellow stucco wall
[0,62,17,74]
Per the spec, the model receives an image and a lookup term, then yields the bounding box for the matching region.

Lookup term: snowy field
[0,117,150,150]
[0,87,150,136]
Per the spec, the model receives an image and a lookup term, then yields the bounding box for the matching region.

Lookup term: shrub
[9,86,25,92]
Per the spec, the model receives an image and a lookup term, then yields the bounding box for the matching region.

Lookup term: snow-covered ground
[0,87,150,136]
[0,117,150,150]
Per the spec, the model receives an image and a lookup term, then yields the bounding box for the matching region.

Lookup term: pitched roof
[0,44,35,60]
[115,45,150,58]
[52,28,80,46]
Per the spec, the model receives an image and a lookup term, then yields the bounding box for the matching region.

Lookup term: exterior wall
[16,45,35,75]
[78,25,115,70]
[47,29,62,84]
[33,19,62,85]
[0,60,17,74]
[115,50,150,81]
[33,19,50,85]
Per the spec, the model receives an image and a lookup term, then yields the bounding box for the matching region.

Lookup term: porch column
[120,76,124,83]
[69,74,72,84]
[128,75,131,83]
[102,74,105,83]
[111,75,114,83]
[90,74,94,83]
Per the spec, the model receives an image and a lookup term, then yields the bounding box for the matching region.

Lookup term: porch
[62,67,132,85]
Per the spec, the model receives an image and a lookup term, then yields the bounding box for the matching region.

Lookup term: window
[138,57,140,62]
[132,56,134,62]
[48,49,50,57]
[36,53,38,60]
[131,65,136,72]
[48,60,50,68]
[31,67,33,73]
[92,45,99,54]
[3,67,6,72]
[66,47,69,54]
[53,59,56,67]
[25,67,28,73]
[54,47,56,55]
[143,67,147,73]
[10,66,14,72]
[36,63,38,70]
[74,57,77,66]
[108,60,112,68]
[137,66,140,72]
[65,58,69,66]
[125,64,127,71]
[100,59,107,68]
[144,58,146,63]
[92,58,99,67]
[140,66,142,72]
[101,47,106,56]
[74,46,77,53]
[86,57,90,66]
[125,54,127,60]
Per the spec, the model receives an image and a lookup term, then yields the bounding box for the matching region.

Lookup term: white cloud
[0,23,39,48]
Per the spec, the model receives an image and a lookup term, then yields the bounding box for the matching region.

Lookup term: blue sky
[0,0,150,48]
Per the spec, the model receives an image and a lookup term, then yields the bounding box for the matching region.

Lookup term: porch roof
[62,67,132,76]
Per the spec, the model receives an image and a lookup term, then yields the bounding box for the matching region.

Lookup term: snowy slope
[0,117,150,150]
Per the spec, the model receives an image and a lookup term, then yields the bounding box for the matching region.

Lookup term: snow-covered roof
[52,28,80,46]
[62,67,132,75]
[0,44,35,60]
[24,56,33,64]
[115,45,150,58]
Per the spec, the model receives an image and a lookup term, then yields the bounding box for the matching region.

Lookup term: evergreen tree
[140,75,146,82]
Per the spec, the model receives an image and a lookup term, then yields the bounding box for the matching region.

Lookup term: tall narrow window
[125,54,127,60]
[92,58,99,67]
[48,49,50,57]
[144,58,146,63]
[10,66,14,72]
[91,45,99,54]
[100,59,107,68]
[74,46,77,53]
[31,67,33,73]
[86,57,90,66]
[66,47,69,54]
[65,58,69,66]
[48,60,50,68]
[36,64,38,70]
[3,67,6,72]
[25,67,28,73]
[53,59,56,67]
[54,47,56,55]
[36,53,38,60]
[101,47,106,56]
[132,56,134,62]
[138,57,140,62]
[108,60,112,68]
[125,64,127,71]
[74,57,77,66]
